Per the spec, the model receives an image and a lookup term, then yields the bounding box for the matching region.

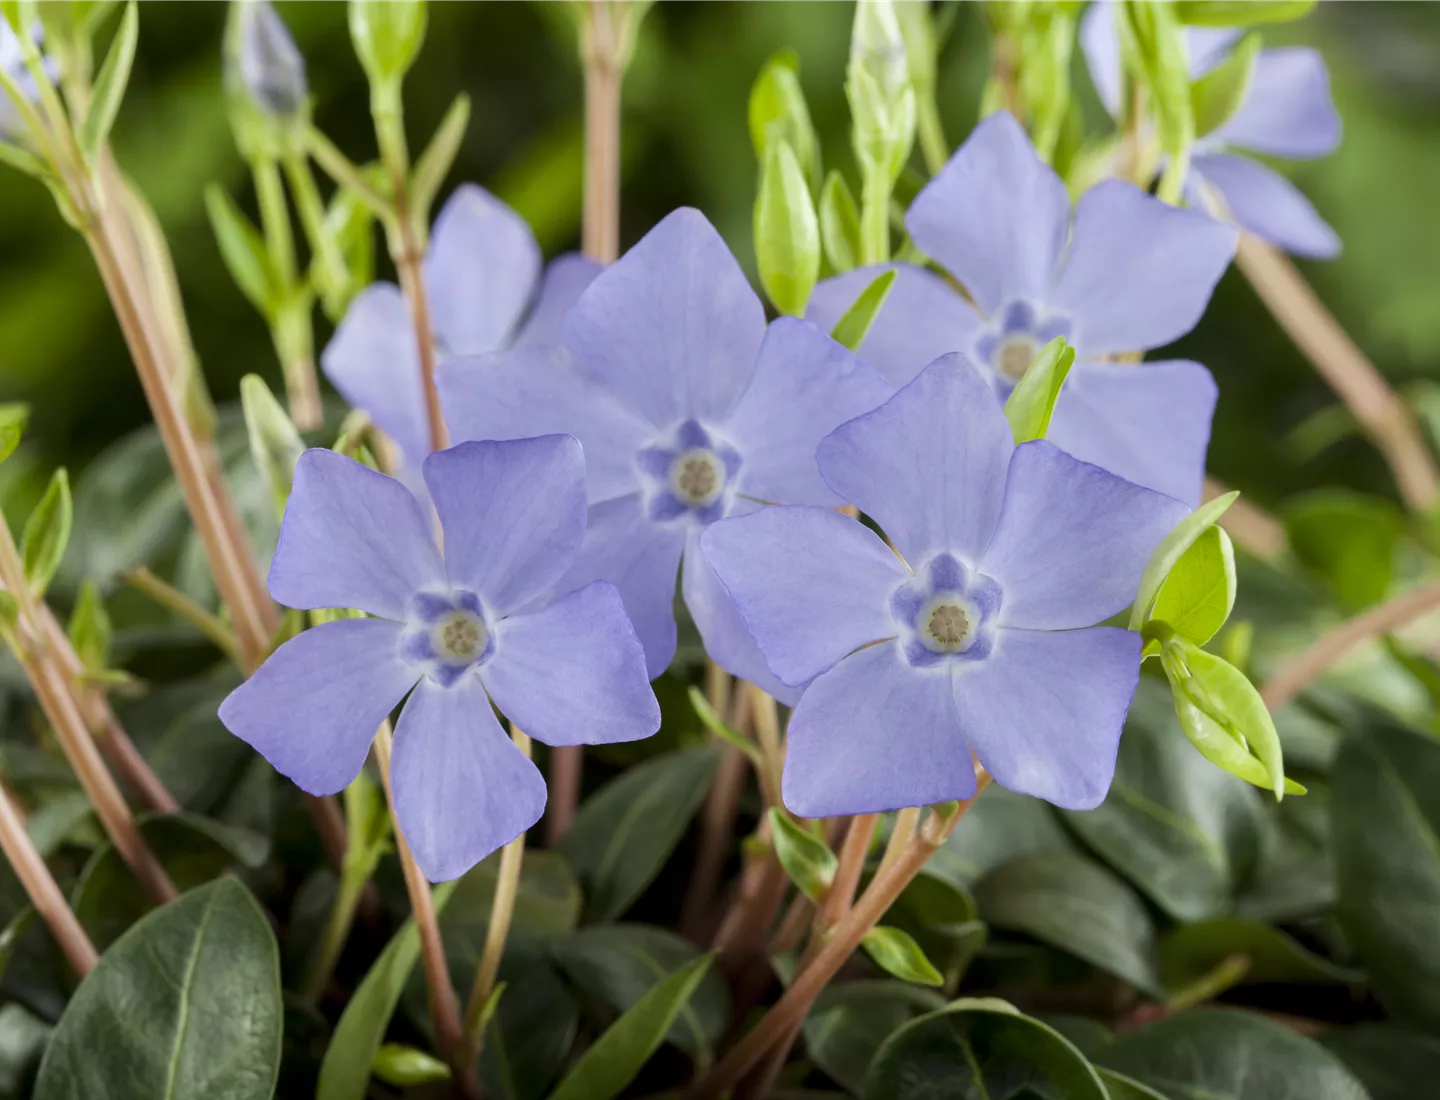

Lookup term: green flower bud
[348,0,426,87]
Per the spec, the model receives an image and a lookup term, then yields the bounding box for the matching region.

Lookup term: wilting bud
[847,0,916,181]
[233,0,307,119]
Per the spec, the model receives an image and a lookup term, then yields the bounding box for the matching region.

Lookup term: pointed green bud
[372,1044,451,1087]
[232,0,306,121]
[754,140,820,317]
[847,0,916,181]
[241,374,304,520]
[21,467,72,597]
[748,49,820,192]
[348,0,426,86]
[67,578,113,672]
[819,171,862,273]
[769,807,837,902]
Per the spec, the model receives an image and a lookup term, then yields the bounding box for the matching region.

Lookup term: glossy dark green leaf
[1063,677,1263,922]
[862,998,1108,1100]
[1332,719,1440,1031]
[927,784,1075,890]
[546,952,714,1100]
[560,746,721,922]
[1098,1010,1368,1100]
[1323,1024,1440,1100]
[1284,489,1402,611]
[1159,917,1360,992]
[974,852,1165,999]
[1236,779,1335,922]
[34,879,281,1100]
[804,981,946,1094]
[1098,1067,1170,1100]
[551,924,729,1061]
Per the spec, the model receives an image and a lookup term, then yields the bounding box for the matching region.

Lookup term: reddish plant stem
[682,678,749,943]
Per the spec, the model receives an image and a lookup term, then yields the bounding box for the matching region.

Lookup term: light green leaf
[34,879,281,1100]
[1129,491,1238,631]
[754,140,821,317]
[1149,524,1236,646]
[21,468,72,597]
[409,92,471,228]
[1192,32,1260,137]
[1117,0,1194,157]
[1175,0,1316,27]
[205,186,279,316]
[748,48,820,190]
[830,267,897,353]
[317,881,457,1100]
[687,685,761,768]
[66,578,112,672]
[1283,489,1402,611]
[861,926,944,987]
[77,1,137,165]
[239,375,303,521]
[546,953,714,1100]
[1004,337,1075,444]
[820,170,862,273]
[372,1044,450,1087]
[770,808,837,902]
[0,402,29,464]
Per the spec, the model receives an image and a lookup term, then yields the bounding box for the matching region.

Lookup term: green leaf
[804,981,946,1094]
[205,186,278,316]
[1161,639,1291,798]
[77,1,137,165]
[239,375,304,520]
[1130,492,1238,630]
[1160,916,1361,993]
[1175,0,1316,27]
[973,851,1166,999]
[0,908,34,985]
[770,808,838,902]
[34,879,281,1100]
[372,1043,451,1087]
[550,924,729,1062]
[348,0,427,83]
[830,267,897,353]
[754,140,821,316]
[66,578,112,672]
[318,881,458,1100]
[560,746,721,922]
[1149,525,1236,647]
[687,685,761,766]
[1097,1068,1170,1100]
[1191,32,1260,137]
[863,998,1108,1100]
[1062,677,1263,922]
[20,468,72,597]
[1323,1024,1440,1100]
[885,872,984,987]
[928,783,1075,889]
[1097,1010,1368,1100]
[1284,489,1403,610]
[820,170,863,273]
[0,403,28,464]
[1332,719,1440,1031]
[409,92,471,227]
[1235,778,1335,922]
[861,926,944,987]
[748,48,820,190]
[1003,336,1075,444]
[546,953,714,1100]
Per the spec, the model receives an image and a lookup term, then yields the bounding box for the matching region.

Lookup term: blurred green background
[2,0,1439,521]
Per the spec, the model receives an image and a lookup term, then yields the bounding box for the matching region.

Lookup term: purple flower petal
[782,643,975,817]
[218,618,417,796]
[1050,180,1237,355]
[1047,358,1216,506]
[562,208,766,428]
[425,184,542,356]
[422,436,587,615]
[320,283,430,468]
[682,529,803,706]
[513,253,603,348]
[1191,154,1340,260]
[437,346,653,504]
[954,626,1141,810]
[270,449,444,619]
[721,318,895,507]
[480,581,660,746]
[1212,48,1340,160]
[558,495,686,678]
[391,677,547,882]
[906,113,1070,315]
[979,441,1190,631]
[805,265,983,388]
[700,506,907,687]
[817,355,1014,566]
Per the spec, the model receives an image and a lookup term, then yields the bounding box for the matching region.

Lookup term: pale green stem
[859,168,891,266]
[123,566,244,664]
[915,89,947,176]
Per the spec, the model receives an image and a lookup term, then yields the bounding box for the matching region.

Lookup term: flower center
[891,553,1002,669]
[669,448,725,507]
[994,335,1039,383]
[402,590,492,688]
[434,610,486,662]
[927,602,970,649]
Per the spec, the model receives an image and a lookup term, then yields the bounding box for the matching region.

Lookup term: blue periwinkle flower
[322,184,601,475]
[234,0,308,119]
[807,112,1238,507]
[701,356,1190,817]
[219,436,660,881]
[1082,2,1342,258]
[437,208,895,699]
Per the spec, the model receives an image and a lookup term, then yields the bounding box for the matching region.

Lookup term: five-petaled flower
[219,436,660,881]
[807,111,1237,507]
[437,207,895,700]
[322,184,601,479]
[702,356,1189,817]
[1082,2,1342,259]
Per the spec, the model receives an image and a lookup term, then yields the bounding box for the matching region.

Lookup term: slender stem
[876,806,918,880]
[284,152,351,315]
[1235,236,1440,512]
[0,778,98,976]
[682,682,751,943]
[373,722,480,1100]
[1168,953,1250,1013]
[1261,579,1440,711]
[390,219,448,454]
[915,91,947,177]
[1203,476,1286,561]
[254,156,322,430]
[691,773,992,1099]
[462,727,532,1064]
[124,566,244,664]
[581,0,622,265]
[749,685,784,811]
[858,169,890,266]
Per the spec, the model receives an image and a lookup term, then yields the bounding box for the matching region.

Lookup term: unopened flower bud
[233,0,307,119]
